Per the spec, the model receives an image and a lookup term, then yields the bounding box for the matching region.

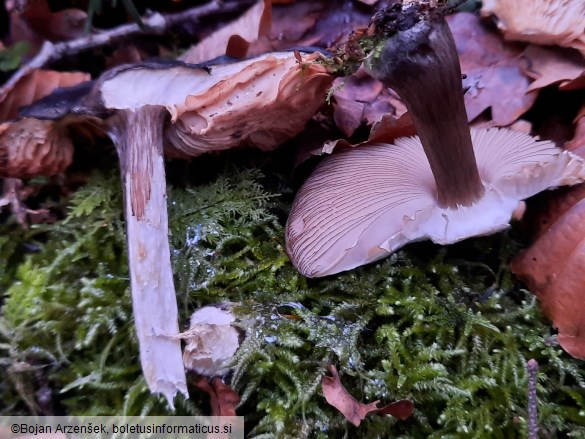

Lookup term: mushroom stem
[108,105,187,408]
[364,3,484,208]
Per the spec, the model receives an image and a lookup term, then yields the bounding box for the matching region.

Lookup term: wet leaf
[195,376,240,417]
[321,365,413,426]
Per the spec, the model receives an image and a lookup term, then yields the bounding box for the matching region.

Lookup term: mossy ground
[1,150,584,438]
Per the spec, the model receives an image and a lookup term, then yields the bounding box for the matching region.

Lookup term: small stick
[527,358,539,439]
[0,0,254,99]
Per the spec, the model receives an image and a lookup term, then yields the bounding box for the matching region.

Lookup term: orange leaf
[511,114,585,360]
[194,377,240,417]
[321,365,413,426]
[0,118,73,178]
[180,0,272,63]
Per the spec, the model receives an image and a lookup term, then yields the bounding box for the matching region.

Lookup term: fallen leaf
[180,0,271,63]
[321,365,413,426]
[511,110,585,360]
[566,107,585,156]
[481,0,585,56]
[7,0,86,57]
[0,118,73,178]
[331,70,407,138]
[0,69,90,120]
[521,45,585,93]
[194,377,240,417]
[248,0,372,56]
[448,12,536,126]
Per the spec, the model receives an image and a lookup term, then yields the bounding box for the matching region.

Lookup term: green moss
[1,162,584,437]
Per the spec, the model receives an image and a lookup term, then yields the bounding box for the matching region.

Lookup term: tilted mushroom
[285,2,585,278]
[22,50,333,405]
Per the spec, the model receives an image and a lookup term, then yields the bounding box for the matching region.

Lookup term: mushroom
[285,2,585,278]
[22,50,333,405]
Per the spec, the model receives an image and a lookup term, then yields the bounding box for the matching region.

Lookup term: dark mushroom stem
[364,2,484,208]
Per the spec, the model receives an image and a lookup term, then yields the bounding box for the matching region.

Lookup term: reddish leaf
[521,45,585,93]
[448,13,536,127]
[195,377,240,417]
[511,112,585,360]
[321,365,413,426]
[180,0,271,63]
[376,399,415,421]
[248,0,372,55]
[331,70,409,138]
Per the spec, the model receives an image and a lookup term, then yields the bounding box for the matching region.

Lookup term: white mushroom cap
[286,128,585,277]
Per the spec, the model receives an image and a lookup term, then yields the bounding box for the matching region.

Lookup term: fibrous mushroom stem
[365,3,484,208]
[108,106,187,408]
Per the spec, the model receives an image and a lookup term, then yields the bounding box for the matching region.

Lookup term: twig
[527,358,539,439]
[0,0,255,99]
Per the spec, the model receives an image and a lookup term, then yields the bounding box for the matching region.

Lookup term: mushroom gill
[285,2,585,277]
[286,128,585,277]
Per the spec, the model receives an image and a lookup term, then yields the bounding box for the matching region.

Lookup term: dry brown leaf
[332,70,406,138]
[180,0,271,63]
[566,107,585,156]
[0,69,90,120]
[521,45,585,93]
[321,365,414,426]
[481,0,585,56]
[248,0,372,56]
[0,118,73,177]
[511,111,585,360]
[194,377,240,417]
[448,12,536,126]
[8,0,86,55]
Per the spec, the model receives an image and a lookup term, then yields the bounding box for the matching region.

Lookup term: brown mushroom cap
[286,128,585,277]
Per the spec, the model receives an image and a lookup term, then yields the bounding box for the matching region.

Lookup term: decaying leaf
[566,107,585,156]
[180,0,272,63]
[248,0,372,56]
[481,0,585,56]
[10,0,87,42]
[321,365,414,426]
[0,69,90,120]
[331,70,409,138]
[521,45,585,93]
[0,118,73,177]
[194,377,241,417]
[511,112,585,360]
[179,306,240,377]
[448,12,536,127]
